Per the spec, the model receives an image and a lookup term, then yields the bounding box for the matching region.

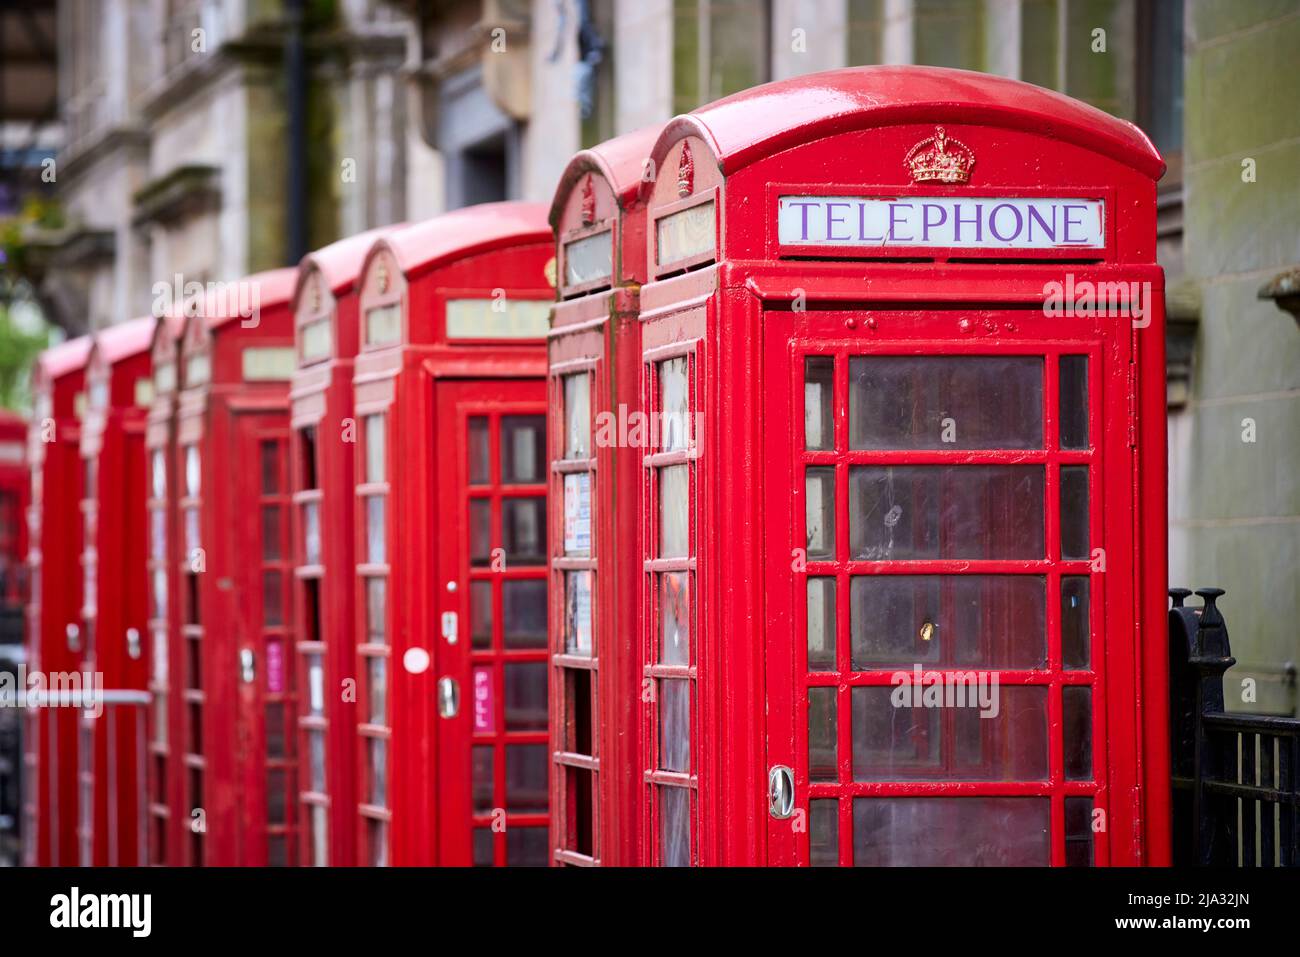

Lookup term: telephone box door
[434,379,550,866]
[763,306,1138,867]
[234,416,294,866]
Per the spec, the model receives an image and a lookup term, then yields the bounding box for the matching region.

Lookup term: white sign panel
[777,195,1105,250]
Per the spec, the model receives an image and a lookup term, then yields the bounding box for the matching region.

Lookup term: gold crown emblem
[904,126,975,184]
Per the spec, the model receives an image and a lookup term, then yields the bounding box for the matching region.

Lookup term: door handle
[239,647,255,684]
[438,676,460,718]
[769,765,795,819]
[65,623,81,653]
[126,627,142,660]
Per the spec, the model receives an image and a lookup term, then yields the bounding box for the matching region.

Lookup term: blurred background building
[0,0,1295,722]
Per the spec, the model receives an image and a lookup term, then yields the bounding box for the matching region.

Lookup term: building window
[1138,0,1184,181]
[673,0,772,114]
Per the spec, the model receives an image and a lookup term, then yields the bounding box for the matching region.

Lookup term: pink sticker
[266,640,285,693]
[473,667,495,733]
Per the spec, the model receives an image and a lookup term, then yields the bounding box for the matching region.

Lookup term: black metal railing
[1170,587,1300,866]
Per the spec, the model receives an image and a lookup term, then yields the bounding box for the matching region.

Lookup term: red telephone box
[77,317,154,866]
[290,226,399,867]
[546,125,660,866]
[25,335,91,866]
[353,202,553,866]
[175,270,298,865]
[623,65,1169,866]
[144,310,187,865]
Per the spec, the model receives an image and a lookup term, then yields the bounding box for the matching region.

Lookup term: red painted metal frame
[175,269,298,866]
[26,336,92,865]
[78,318,154,866]
[0,410,29,602]
[144,312,187,865]
[547,125,659,866]
[618,65,1169,865]
[289,226,399,867]
[352,202,552,866]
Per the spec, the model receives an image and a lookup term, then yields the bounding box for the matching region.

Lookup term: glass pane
[505,744,548,811]
[560,474,590,559]
[849,356,1043,450]
[152,568,168,621]
[185,507,200,554]
[311,805,328,867]
[366,578,386,644]
[306,654,324,716]
[473,828,493,867]
[504,578,548,649]
[850,575,1046,669]
[1065,796,1095,866]
[564,374,591,460]
[469,498,491,566]
[365,415,385,484]
[501,415,545,484]
[263,571,283,626]
[468,416,490,485]
[185,445,200,498]
[853,797,1050,866]
[804,356,835,450]
[659,785,690,866]
[807,577,836,671]
[151,509,165,561]
[1060,466,1089,560]
[1059,356,1089,450]
[260,441,279,494]
[368,819,388,866]
[566,669,594,755]
[852,685,1048,781]
[367,656,387,724]
[309,729,326,793]
[504,662,548,731]
[151,450,166,500]
[659,356,690,452]
[366,496,385,564]
[472,745,494,813]
[808,687,837,782]
[658,678,690,772]
[261,507,282,561]
[299,425,318,490]
[1063,686,1093,781]
[564,571,592,656]
[849,466,1044,560]
[659,572,689,666]
[658,465,689,558]
[471,580,494,650]
[368,737,387,806]
[507,826,549,867]
[805,467,835,560]
[302,501,321,565]
[810,799,838,867]
[502,497,546,564]
[1061,576,1090,670]
[266,702,285,758]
